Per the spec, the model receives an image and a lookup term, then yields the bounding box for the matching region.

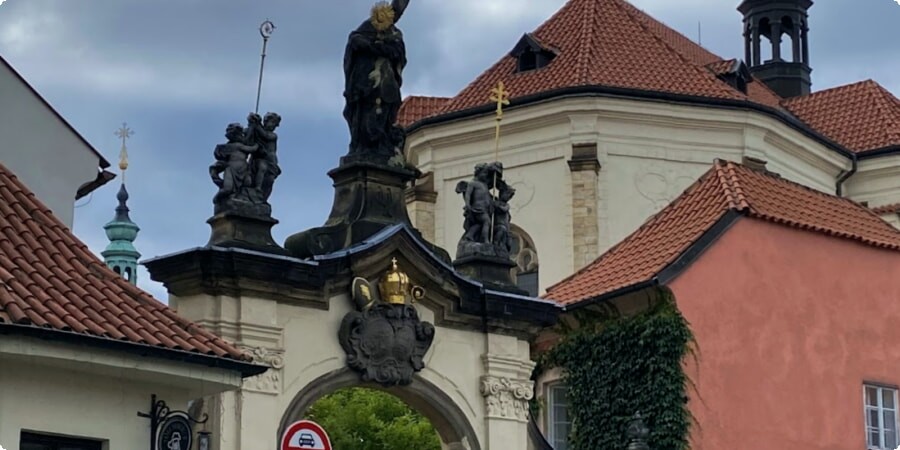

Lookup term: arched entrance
[280,369,481,450]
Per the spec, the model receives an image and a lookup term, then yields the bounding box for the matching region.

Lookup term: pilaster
[481,334,536,450]
[406,171,438,243]
[568,143,602,270]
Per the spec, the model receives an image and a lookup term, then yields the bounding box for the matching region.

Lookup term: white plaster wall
[847,155,900,214]
[0,337,240,450]
[0,63,101,227]
[407,96,850,291]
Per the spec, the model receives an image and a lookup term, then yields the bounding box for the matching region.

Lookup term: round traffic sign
[281,420,332,450]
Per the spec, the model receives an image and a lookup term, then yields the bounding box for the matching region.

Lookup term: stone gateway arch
[146,2,560,448]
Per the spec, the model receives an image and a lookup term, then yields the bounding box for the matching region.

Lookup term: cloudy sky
[1,0,898,299]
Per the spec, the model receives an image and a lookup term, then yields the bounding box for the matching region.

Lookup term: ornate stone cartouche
[339,256,434,387]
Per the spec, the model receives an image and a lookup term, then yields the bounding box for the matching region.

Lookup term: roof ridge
[712,160,752,212]
[865,82,900,145]
[611,0,741,100]
[578,0,601,86]
[617,1,721,64]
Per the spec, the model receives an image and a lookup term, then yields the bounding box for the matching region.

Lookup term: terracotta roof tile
[872,202,900,215]
[397,96,451,127]
[545,160,900,305]
[783,80,900,153]
[0,164,250,362]
[432,0,773,117]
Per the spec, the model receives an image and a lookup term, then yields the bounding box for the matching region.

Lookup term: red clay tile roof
[397,96,451,127]
[0,164,251,363]
[872,203,900,215]
[422,0,782,119]
[545,159,900,305]
[783,80,900,153]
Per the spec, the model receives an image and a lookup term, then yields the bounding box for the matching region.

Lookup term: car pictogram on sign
[281,420,332,450]
[297,433,316,447]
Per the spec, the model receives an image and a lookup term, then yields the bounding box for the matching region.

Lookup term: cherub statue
[245,112,282,203]
[492,182,516,256]
[456,163,495,244]
[210,123,257,212]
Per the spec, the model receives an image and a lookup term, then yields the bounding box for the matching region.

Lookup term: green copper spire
[102,183,141,284]
[103,123,139,284]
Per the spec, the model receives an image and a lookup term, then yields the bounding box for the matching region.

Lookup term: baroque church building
[399,0,900,297]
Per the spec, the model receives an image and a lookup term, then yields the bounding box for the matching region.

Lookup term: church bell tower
[739,0,813,98]
[103,123,141,285]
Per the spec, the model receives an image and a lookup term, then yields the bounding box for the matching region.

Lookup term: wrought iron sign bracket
[138,394,209,450]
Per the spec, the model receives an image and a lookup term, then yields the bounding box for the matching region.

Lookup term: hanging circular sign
[281,420,332,450]
[157,412,192,450]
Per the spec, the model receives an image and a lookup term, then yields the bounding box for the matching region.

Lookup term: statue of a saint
[343,0,411,160]
[246,112,282,202]
[210,123,258,212]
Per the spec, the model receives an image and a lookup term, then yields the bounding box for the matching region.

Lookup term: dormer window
[510,33,556,73]
[716,59,753,94]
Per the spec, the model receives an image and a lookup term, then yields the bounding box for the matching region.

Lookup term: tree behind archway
[304,387,441,450]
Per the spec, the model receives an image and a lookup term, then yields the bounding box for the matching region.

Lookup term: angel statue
[343,0,411,162]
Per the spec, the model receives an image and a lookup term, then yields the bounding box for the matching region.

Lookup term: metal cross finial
[489,81,511,121]
[114,122,134,182]
[489,81,511,163]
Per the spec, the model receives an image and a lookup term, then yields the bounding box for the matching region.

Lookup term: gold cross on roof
[489,81,511,121]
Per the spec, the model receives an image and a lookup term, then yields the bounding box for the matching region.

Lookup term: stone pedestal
[453,254,526,295]
[285,162,448,261]
[207,212,288,255]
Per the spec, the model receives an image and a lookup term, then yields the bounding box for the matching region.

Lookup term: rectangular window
[21,432,102,450]
[547,384,571,450]
[866,384,899,450]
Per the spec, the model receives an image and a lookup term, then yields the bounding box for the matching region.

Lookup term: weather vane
[114,122,134,183]
[255,19,276,114]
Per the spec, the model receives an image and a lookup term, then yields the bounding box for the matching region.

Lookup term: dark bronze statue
[209,113,281,217]
[343,0,411,161]
[455,162,515,259]
[246,112,282,203]
[210,123,258,209]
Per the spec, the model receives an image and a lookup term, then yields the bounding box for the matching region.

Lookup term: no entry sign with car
[281,420,332,450]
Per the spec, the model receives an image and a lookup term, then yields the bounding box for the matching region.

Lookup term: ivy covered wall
[545,290,694,450]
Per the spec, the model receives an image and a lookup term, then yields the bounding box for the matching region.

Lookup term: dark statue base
[207,212,289,255]
[214,197,272,217]
[453,253,527,296]
[285,161,449,261]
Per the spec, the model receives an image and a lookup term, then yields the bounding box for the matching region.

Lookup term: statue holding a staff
[343,0,411,162]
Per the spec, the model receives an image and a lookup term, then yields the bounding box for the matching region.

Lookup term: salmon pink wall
[669,218,900,450]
